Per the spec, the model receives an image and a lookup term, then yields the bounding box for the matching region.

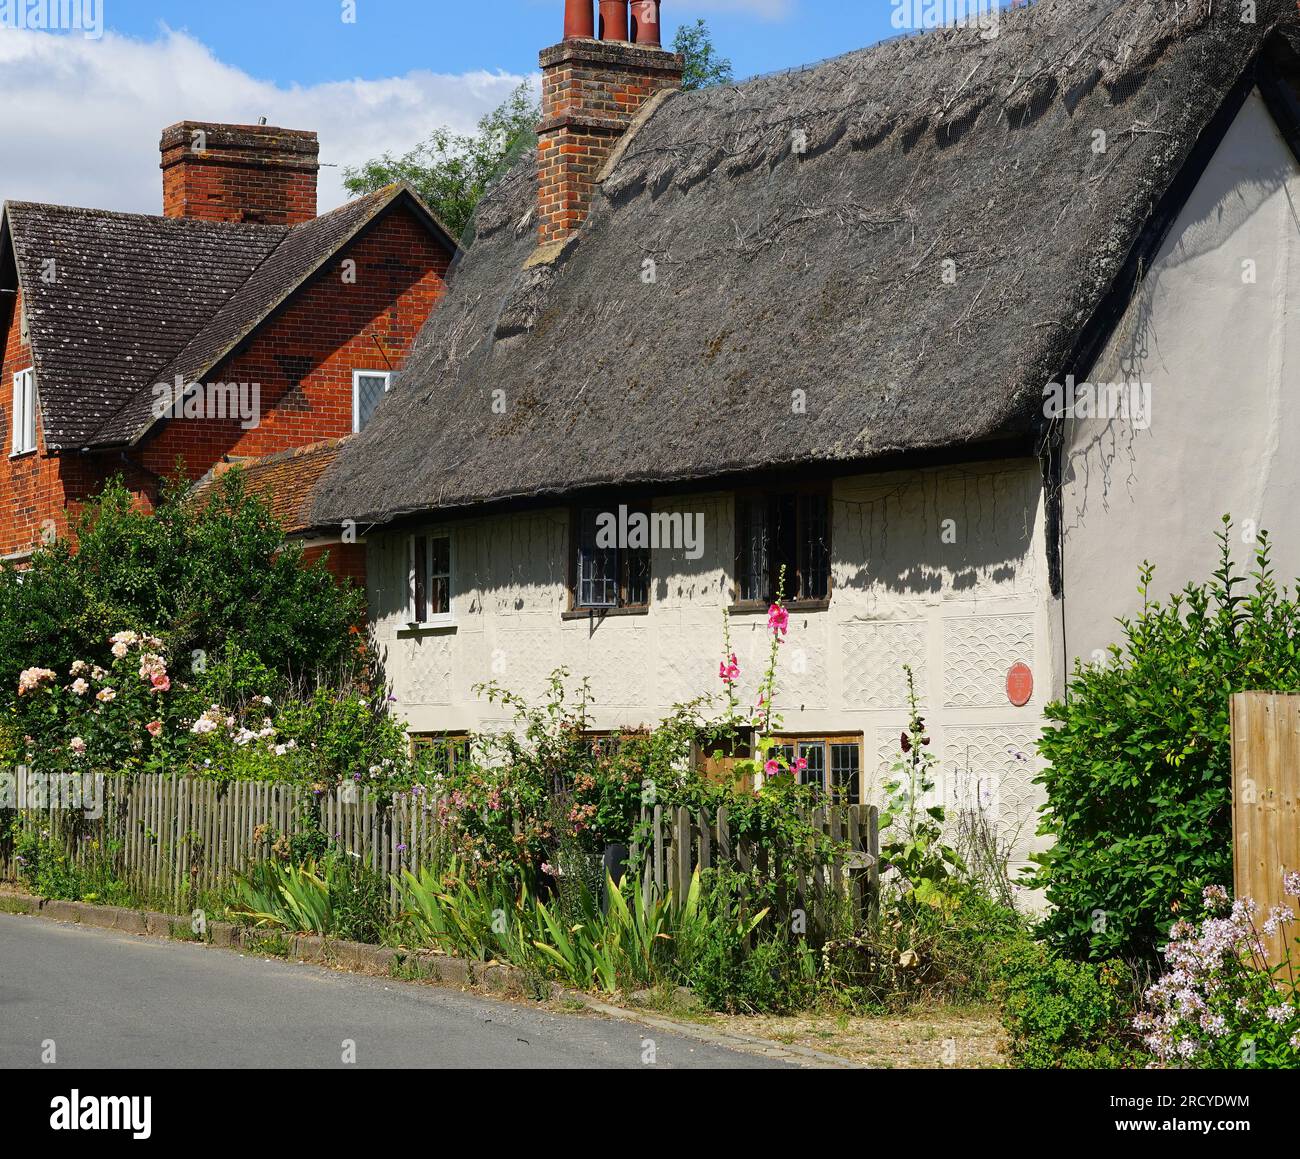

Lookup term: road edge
[0,887,860,1069]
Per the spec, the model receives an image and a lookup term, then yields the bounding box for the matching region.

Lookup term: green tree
[674,18,734,91]
[0,470,364,701]
[342,81,540,242]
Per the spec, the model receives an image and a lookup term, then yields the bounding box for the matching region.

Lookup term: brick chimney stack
[161,121,319,226]
[537,1,682,247]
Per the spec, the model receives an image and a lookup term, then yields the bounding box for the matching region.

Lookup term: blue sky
[98,0,904,88]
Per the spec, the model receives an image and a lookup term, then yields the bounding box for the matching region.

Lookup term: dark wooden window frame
[731,483,833,611]
[565,502,652,615]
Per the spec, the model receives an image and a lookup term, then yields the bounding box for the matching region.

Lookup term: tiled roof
[190,438,346,535]
[1,184,456,451]
[3,203,283,449]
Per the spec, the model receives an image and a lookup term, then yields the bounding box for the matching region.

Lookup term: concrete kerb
[0,887,543,1000]
[0,887,859,1068]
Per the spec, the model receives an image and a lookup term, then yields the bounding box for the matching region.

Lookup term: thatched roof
[1,185,456,451]
[313,0,1300,528]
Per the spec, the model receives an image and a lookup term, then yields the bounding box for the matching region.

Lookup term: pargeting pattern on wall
[840,620,928,709]
[943,614,1036,707]
[399,635,452,706]
[944,725,1043,866]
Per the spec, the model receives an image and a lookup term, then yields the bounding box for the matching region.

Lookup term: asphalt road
[0,913,788,1069]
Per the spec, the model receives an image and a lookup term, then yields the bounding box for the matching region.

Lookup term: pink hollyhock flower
[718,654,740,683]
[764,759,780,777]
[146,720,163,739]
[151,673,171,692]
[767,603,789,637]
[794,757,808,773]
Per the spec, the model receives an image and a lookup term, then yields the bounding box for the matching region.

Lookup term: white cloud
[0,29,533,215]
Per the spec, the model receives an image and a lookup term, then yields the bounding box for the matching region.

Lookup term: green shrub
[9,818,133,905]
[1033,520,1300,964]
[679,867,810,1014]
[0,471,364,707]
[997,940,1142,1069]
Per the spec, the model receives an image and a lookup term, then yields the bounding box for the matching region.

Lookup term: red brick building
[0,120,458,582]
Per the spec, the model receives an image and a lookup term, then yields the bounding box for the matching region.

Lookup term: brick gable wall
[0,204,450,557]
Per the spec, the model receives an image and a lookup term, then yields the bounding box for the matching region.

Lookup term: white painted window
[408,532,453,626]
[11,367,36,455]
[352,370,391,433]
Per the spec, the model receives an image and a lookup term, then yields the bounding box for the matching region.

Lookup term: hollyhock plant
[767,603,789,638]
[1137,876,1300,1069]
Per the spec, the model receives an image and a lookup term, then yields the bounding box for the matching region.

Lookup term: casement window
[10,367,36,456]
[735,487,831,605]
[352,370,392,433]
[770,735,863,805]
[572,505,650,610]
[408,532,453,626]
[411,732,470,777]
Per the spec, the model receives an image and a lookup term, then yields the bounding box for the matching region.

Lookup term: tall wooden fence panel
[1230,692,1300,967]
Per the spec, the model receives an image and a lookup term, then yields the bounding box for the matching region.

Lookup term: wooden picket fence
[634,801,879,936]
[0,770,455,911]
[1,770,879,932]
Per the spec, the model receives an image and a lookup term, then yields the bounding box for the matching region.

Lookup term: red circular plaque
[1007,662,1033,707]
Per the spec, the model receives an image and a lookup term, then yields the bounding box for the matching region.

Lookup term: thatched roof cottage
[312,0,1300,877]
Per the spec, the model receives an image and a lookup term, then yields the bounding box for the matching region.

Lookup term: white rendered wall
[368,458,1057,878]
[1063,90,1300,663]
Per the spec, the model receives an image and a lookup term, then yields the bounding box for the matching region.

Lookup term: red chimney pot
[598,0,630,42]
[630,0,661,47]
[563,0,595,39]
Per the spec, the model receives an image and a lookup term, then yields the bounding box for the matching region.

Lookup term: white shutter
[10,372,19,454]
[23,371,35,452]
